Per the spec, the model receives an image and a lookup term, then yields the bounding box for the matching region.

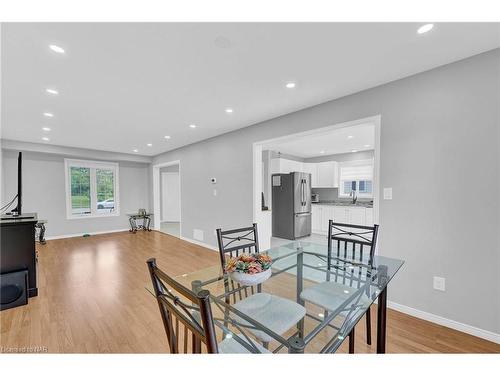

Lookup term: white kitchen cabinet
[333,206,348,223]
[311,205,322,233]
[312,204,373,234]
[321,206,334,232]
[347,207,366,226]
[365,208,374,226]
[271,159,336,188]
[271,158,303,174]
[315,161,338,188]
[302,163,318,186]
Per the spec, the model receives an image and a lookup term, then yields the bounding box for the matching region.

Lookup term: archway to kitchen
[253,115,381,250]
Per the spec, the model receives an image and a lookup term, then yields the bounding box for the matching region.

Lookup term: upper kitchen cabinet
[302,163,318,186]
[314,161,338,188]
[270,158,303,174]
[270,158,338,188]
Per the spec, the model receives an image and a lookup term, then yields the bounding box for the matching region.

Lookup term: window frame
[338,159,374,199]
[64,159,120,220]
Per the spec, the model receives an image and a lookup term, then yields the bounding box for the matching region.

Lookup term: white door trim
[252,115,381,250]
[152,160,181,232]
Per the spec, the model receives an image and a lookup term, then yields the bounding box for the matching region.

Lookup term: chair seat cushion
[218,334,270,353]
[232,292,306,343]
[300,282,370,313]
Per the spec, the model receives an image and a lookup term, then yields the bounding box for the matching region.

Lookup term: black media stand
[0,213,38,299]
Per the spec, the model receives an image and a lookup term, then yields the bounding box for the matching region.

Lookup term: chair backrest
[327,221,379,266]
[147,258,219,353]
[216,223,261,302]
[216,223,260,270]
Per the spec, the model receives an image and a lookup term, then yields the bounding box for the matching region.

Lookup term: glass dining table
[170,241,404,354]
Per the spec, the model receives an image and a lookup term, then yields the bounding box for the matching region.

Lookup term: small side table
[127,213,153,233]
[35,220,47,244]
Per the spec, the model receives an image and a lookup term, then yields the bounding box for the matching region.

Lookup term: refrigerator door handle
[302,179,306,206]
[303,179,306,206]
[300,179,304,206]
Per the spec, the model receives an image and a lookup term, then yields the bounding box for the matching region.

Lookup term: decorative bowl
[229,268,272,286]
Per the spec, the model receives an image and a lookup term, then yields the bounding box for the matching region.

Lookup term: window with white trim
[65,159,120,219]
[339,160,374,198]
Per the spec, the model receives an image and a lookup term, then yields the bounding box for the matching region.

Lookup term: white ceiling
[2,23,499,156]
[264,123,375,158]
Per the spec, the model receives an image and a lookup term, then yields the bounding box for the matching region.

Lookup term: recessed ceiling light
[189,124,196,128]
[132,149,138,153]
[164,135,171,139]
[45,88,59,95]
[417,23,434,34]
[319,150,325,154]
[351,149,358,153]
[43,112,54,118]
[42,127,51,132]
[49,44,65,54]
[147,143,152,147]
[225,108,233,113]
[364,144,371,148]
[285,82,296,89]
[347,135,353,139]
[42,137,50,141]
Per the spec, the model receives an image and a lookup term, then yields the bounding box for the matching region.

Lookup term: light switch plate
[383,187,393,200]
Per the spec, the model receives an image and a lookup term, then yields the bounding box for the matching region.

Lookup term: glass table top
[155,241,404,353]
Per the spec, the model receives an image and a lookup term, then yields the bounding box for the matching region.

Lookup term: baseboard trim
[45,228,130,240]
[179,236,218,252]
[387,301,500,344]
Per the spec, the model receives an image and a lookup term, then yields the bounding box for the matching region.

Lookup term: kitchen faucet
[350,190,358,204]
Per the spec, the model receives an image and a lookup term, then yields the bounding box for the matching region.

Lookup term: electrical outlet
[193,229,204,241]
[433,276,446,292]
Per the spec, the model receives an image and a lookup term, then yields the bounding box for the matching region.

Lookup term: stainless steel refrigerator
[272,172,312,240]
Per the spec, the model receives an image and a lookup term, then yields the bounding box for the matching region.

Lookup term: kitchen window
[339,160,373,198]
[65,159,120,219]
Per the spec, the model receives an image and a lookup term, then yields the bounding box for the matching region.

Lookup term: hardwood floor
[1,230,498,353]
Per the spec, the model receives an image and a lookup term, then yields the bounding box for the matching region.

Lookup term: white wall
[1,149,150,237]
[151,49,500,336]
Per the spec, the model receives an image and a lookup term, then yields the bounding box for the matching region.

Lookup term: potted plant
[224,253,273,286]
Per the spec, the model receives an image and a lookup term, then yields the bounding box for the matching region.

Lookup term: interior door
[161,172,180,222]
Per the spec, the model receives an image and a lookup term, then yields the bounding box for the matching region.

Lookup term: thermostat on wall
[210,177,217,184]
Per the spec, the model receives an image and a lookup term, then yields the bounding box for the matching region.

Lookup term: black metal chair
[216,224,306,347]
[300,221,379,353]
[147,258,270,353]
[147,258,218,353]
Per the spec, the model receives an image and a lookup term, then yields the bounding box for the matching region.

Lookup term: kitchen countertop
[312,201,373,208]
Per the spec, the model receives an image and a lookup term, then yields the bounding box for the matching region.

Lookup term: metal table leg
[129,216,137,233]
[376,286,387,353]
[287,337,305,353]
[349,326,355,353]
[39,223,46,244]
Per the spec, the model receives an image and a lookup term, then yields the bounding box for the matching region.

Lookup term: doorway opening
[153,160,181,238]
[253,115,381,250]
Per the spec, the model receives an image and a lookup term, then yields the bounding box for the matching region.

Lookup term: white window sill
[66,211,120,220]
